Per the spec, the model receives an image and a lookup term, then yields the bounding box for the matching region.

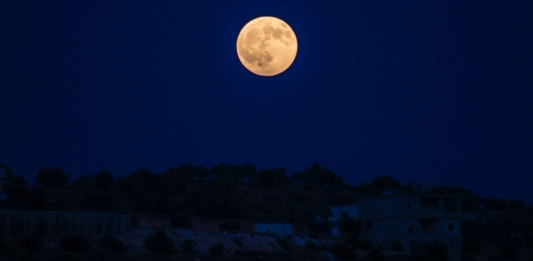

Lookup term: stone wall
[0,209,131,237]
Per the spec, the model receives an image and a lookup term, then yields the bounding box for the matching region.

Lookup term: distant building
[0,209,131,237]
[326,204,358,236]
[357,194,472,261]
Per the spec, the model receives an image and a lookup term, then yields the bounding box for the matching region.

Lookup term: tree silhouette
[371,175,404,192]
[12,176,27,186]
[0,164,14,185]
[94,171,116,191]
[257,167,290,189]
[291,163,344,189]
[358,182,380,195]
[36,167,69,187]
[70,174,95,190]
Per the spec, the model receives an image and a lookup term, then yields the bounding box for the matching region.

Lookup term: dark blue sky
[1,1,532,203]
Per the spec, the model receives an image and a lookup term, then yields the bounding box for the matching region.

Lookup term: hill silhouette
[1,162,532,260]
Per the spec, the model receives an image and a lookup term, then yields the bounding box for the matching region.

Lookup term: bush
[0,237,15,254]
[463,238,481,255]
[359,239,373,250]
[411,240,449,261]
[209,242,225,257]
[462,252,477,261]
[233,236,244,248]
[343,234,359,247]
[97,234,126,253]
[181,238,196,256]
[391,240,403,251]
[21,232,43,251]
[305,240,320,252]
[220,219,241,231]
[130,211,139,227]
[60,235,91,252]
[498,244,519,260]
[331,242,356,260]
[339,218,362,236]
[276,237,292,251]
[488,255,504,261]
[144,230,174,253]
[367,248,385,261]
[308,222,322,233]
[170,214,193,229]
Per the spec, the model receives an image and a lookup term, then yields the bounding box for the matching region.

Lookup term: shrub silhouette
[219,219,241,231]
[358,239,373,250]
[276,236,292,251]
[463,237,481,254]
[98,234,126,253]
[0,237,15,253]
[305,240,320,252]
[411,240,449,261]
[170,214,193,229]
[498,244,518,260]
[233,236,244,248]
[144,230,174,253]
[332,242,356,260]
[209,242,225,257]
[391,240,403,251]
[181,238,196,256]
[339,218,361,236]
[60,235,91,252]
[462,253,477,261]
[21,232,43,251]
[367,248,385,261]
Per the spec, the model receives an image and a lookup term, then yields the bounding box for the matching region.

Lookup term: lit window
[408,226,413,235]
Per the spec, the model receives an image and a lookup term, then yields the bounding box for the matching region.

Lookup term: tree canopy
[36,167,69,187]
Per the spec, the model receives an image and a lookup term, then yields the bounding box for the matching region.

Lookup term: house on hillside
[323,204,359,236]
[357,194,473,261]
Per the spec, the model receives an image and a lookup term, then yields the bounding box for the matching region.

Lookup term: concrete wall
[358,197,419,219]
[0,209,131,237]
[328,205,358,221]
[254,223,292,236]
[442,220,461,236]
[362,219,418,251]
[357,196,465,261]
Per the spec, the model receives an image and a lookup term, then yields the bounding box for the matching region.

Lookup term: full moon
[236,16,298,76]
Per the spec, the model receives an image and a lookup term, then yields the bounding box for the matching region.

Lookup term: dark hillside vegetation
[1,162,533,259]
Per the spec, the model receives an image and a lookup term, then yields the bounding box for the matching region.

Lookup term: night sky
[1,1,532,203]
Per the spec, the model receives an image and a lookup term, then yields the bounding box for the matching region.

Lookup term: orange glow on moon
[236,16,298,76]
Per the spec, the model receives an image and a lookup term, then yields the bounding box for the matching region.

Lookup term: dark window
[448,223,454,231]
[407,202,413,210]
[450,243,453,248]
[342,212,348,218]
[366,220,371,228]
[408,226,413,235]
